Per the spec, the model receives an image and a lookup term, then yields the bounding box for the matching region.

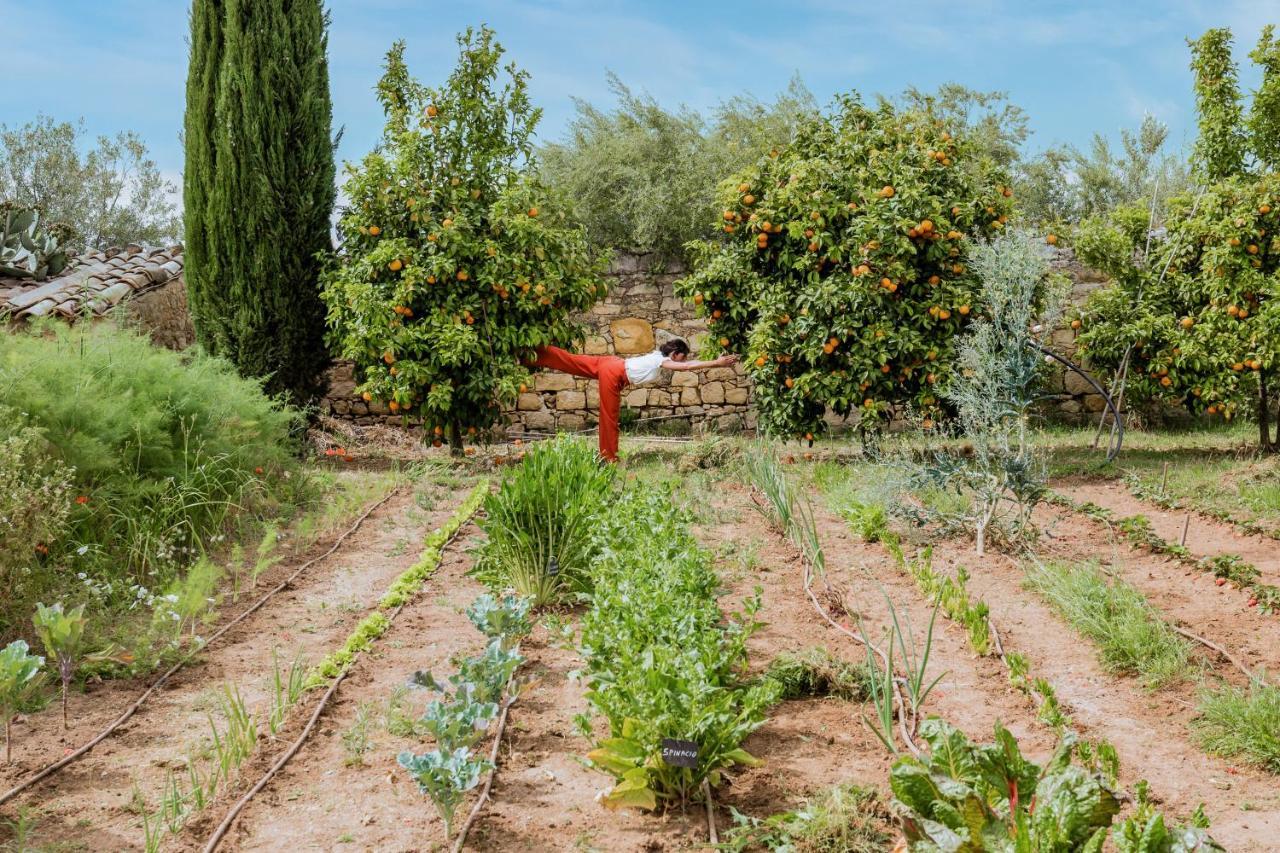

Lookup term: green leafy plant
[763,647,871,702]
[465,593,532,650]
[1112,782,1224,852]
[321,27,607,450]
[0,201,76,281]
[31,601,85,729]
[472,435,615,606]
[1194,675,1280,772]
[676,91,1013,439]
[0,640,44,763]
[892,720,1121,851]
[397,746,491,840]
[578,486,778,810]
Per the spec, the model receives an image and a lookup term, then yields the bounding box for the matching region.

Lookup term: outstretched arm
[663,354,740,372]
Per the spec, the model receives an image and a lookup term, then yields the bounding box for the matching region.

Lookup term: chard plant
[32,601,86,729]
[0,640,45,763]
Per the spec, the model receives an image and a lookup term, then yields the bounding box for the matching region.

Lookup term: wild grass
[1024,559,1193,689]
[763,647,871,701]
[1194,677,1280,773]
[723,783,890,853]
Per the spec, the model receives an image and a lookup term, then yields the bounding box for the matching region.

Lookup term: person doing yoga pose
[526,339,738,462]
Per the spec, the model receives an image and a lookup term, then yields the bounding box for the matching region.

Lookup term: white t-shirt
[625,349,667,385]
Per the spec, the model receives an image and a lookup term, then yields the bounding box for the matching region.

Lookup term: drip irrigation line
[203,510,479,852]
[0,488,401,809]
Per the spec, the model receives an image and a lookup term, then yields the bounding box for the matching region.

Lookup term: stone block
[328,378,358,398]
[584,335,611,355]
[610,318,655,355]
[1050,328,1075,348]
[671,371,698,387]
[660,297,685,313]
[556,391,587,410]
[1063,370,1095,396]
[350,401,368,415]
[586,388,600,409]
[535,373,575,392]
[332,399,350,415]
[680,387,701,406]
[1083,394,1107,413]
[725,387,749,405]
[702,382,725,404]
[628,282,660,296]
[592,303,622,315]
[558,414,587,431]
[648,389,671,406]
[1058,399,1082,414]
[523,411,554,430]
[517,393,543,411]
[626,389,649,407]
[705,368,735,382]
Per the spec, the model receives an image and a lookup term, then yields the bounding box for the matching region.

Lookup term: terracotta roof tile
[2,246,184,321]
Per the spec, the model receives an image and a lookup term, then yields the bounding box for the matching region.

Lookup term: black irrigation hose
[1030,340,1125,462]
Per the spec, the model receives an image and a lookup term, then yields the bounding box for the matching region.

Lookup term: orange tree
[675,94,1012,439]
[321,28,606,451]
[1072,28,1280,451]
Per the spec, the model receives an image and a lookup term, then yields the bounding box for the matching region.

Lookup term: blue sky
[5,0,1280,189]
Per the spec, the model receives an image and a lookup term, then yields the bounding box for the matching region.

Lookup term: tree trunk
[449,420,464,457]
[1261,370,1277,453]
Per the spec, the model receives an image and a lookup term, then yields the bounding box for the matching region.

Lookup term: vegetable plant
[677,92,1012,438]
[32,601,86,729]
[577,486,778,810]
[472,435,616,606]
[397,746,491,841]
[0,640,44,763]
[465,593,532,650]
[321,27,607,452]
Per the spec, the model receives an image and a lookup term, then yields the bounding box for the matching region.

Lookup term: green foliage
[0,406,72,637]
[578,486,778,809]
[322,29,606,444]
[721,783,890,853]
[891,720,1121,852]
[539,74,815,260]
[0,116,179,250]
[465,593,532,650]
[0,640,44,763]
[32,601,85,728]
[1075,30,1280,450]
[1024,560,1192,689]
[1016,116,1191,227]
[677,92,1012,438]
[184,0,336,402]
[1194,676,1280,772]
[763,647,871,701]
[898,85,1029,169]
[397,747,491,840]
[0,322,308,643]
[471,436,615,606]
[1113,786,1224,853]
[0,201,76,281]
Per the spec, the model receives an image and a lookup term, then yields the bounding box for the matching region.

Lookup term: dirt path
[1041,486,1280,676]
[1,479,476,852]
[906,502,1280,849]
[1056,478,1280,588]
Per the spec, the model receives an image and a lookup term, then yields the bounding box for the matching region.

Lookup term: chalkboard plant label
[660,738,700,768]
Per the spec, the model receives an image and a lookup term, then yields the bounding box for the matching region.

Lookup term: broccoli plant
[0,640,45,763]
[32,601,86,730]
[397,746,491,840]
[465,593,532,650]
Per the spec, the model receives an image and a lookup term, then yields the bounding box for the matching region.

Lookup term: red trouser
[530,345,629,462]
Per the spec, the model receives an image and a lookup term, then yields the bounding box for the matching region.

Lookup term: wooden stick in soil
[0,489,400,809]
[1170,625,1260,683]
[1181,514,1191,547]
[702,779,718,845]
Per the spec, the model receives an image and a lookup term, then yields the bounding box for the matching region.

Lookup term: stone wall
[119,276,196,350]
[320,253,755,434]
[319,248,1131,434]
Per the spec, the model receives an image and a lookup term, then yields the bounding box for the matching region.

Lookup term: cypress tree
[183,0,336,402]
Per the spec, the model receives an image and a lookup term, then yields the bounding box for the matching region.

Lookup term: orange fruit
[1260,204,1272,214]
[723,224,735,233]
[880,185,895,198]
[738,182,751,193]
[1181,317,1194,329]
[693,293,704,305]
[743,194,756,205]
[442,218,453,228]
[863,398,874,408]
[1160,376,1172,387]
[368,225,381,236]
[920,219,934,233]
[723,210,735,221]
[1230,237,1241,246]
[1045,234,1057,245]
[1227,304,1240,316]
[528,207,539,218]
[383,351,395,365]
[952,263,965,274]
[389,259,403,271]
[784,377,794,388]
[927,274,941,285]
[389,400,400,412]
[754,355,766,367]
[808,241,820,252]
[1247,244,1259,254]
[938,309,952,320]
[720,337,730,347]
[361,391,372,402]
[958,305,970,315]
[426,104,438,117]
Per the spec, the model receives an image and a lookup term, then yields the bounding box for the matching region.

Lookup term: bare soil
[0,481,476,852]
